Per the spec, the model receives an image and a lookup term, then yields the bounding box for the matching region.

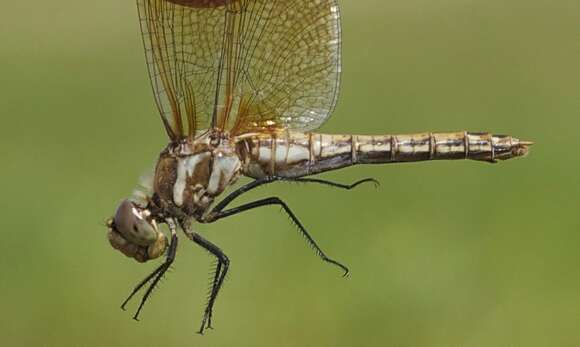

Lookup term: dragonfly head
[107,199,168,263]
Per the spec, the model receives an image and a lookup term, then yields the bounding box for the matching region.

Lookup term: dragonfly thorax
[153,134,242,219]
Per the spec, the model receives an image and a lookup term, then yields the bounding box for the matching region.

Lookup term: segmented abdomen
[235,130,531,179]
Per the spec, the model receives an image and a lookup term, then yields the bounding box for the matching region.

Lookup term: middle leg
[181,226,229,335]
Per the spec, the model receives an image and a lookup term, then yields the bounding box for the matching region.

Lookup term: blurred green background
[1,0,579,346]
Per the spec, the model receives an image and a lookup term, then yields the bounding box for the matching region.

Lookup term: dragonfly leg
[206,259,223,329]
[120,219,178,321]
[203,197,349,276]
[182,230,229,334]
[212,176,377,213]
[293,177,379,190]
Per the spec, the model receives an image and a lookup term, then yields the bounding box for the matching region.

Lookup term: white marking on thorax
[207,154,241,195]
[173,153,209,206]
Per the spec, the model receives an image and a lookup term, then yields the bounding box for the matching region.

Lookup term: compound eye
[113,199,158,246]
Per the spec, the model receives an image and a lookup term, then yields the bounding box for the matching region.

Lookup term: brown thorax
[153,131,242,220]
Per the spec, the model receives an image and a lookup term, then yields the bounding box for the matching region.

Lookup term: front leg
[121,218,178,321]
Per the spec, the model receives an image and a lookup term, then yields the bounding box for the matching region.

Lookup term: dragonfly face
[108,0,531,334]
[108,200,167,263]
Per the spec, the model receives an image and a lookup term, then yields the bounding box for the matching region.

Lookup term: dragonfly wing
[138,0,227,140]
[138,0,341,139]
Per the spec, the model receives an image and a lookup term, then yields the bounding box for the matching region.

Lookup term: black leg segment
[293,177,379,190]
[212,176,378,213]
[204,196,350,276]
[189,232,230,334]
[120,219,178,321]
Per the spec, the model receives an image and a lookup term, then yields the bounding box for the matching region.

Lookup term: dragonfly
[107,0,532,334]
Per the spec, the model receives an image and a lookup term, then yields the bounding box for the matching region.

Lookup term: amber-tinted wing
[138,0,341,139]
